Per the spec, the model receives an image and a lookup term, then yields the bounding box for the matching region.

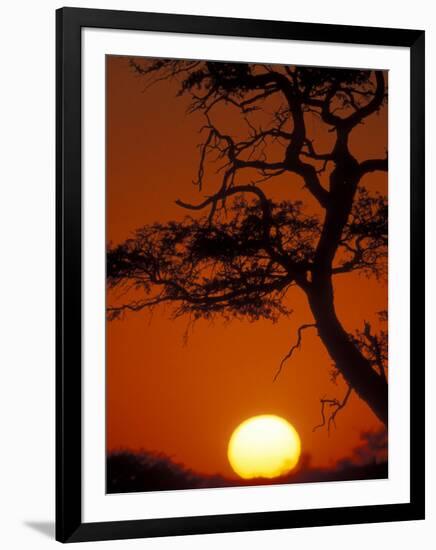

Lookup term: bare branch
[345,71,386,127]
[273,323,317,381]
[359,155,388,177]
[306,70,386,131]
[301,138,334,161]
[313,385,353,434]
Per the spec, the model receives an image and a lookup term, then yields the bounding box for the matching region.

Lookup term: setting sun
[227,415,301,479]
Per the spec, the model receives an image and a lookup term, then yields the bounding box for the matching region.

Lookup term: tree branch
[176,183,312,280]
[345,71,386,128]
[313,385,353,434]
[273,323,317,381]
[306,70,386,131]
[359,156,388,177]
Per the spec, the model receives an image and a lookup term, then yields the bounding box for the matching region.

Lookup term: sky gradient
[106,56,388,480]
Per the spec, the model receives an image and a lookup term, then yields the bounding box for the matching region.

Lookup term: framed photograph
[56,7,425,543]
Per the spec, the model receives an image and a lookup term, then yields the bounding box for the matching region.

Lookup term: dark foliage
[107,446,388,494]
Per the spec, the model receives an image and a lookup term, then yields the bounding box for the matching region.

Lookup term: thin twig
[273,323,316,382]
[313,386,353,434]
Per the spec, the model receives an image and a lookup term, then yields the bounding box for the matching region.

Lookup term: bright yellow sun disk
[228,415,301,479]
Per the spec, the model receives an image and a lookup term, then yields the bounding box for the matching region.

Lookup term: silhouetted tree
[107,60,388,427]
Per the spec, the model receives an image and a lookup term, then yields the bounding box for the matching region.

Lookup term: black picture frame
[56,6,425,543]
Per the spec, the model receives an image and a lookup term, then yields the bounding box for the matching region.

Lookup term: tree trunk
[307,275,388,426]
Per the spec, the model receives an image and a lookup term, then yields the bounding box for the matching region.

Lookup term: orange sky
[106,56,388,479]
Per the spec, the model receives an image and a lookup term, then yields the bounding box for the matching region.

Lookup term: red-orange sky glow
[106,56,388,480]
